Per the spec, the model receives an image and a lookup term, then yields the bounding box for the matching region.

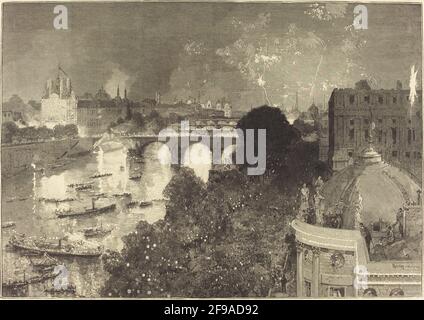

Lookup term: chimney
[124,88,127,99]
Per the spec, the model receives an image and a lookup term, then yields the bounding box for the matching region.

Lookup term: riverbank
[1,137,97,178]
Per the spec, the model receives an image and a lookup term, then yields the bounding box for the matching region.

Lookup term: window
[408,129,412,144]
[349,95,355,104]
[406,152,410,158]
[364,130,369,140]
[378,118,383,124]
[391,128,397,144]
[392,119,397,124]
[418,152,422,159]
[378,96,384,104]
[364,95,370,103]
[348,150,353,157]
[393,97,397,103]
[349,129,355,141]
[378,130,383,143]
[413,129,416,141]
[350,119,355,126]
[304,281,312,297]
[392,151,398,157]
[328,287,345,297]
[364,119,369,126]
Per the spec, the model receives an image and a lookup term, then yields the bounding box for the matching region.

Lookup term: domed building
[292,144,422,297]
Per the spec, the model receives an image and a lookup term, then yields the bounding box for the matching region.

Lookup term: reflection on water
[2,143,174,297]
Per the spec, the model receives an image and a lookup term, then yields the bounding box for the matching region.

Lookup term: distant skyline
[2,2,422,111]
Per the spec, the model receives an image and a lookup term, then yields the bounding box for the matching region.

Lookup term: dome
[321,150,420,229]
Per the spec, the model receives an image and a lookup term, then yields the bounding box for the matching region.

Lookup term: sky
[2,2,422,111]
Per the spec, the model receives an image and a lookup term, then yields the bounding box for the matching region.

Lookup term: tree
[53,124,66,139]
[1,121,19,143]
[132,112,145,128]
[64,124,78,138]
[163,167,207,222]
[237,105,301,176]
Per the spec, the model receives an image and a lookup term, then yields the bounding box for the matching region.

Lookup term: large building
[292,146,422,297]
[77,87,141,136]
[327,80,422,179]
[40,68,77,127]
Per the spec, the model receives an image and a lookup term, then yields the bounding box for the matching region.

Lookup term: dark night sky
[2,2,422,111]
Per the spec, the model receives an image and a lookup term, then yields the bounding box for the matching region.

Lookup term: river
[1,142,211,297]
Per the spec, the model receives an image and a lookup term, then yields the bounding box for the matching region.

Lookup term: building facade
[292,220,421,297]
[77,87,137,136]
[328,81,422,179]
[292,145,422,297]
[40,70,77,127]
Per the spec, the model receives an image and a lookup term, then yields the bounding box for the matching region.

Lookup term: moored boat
[56,203,116,218]
[8,234,103,257]
[126,201,138,208]
[43,197,75,203]
[139,201,153,207]
[29,253,59,270]
[129,175,142,181]
[67,182,93,188]
[89,172,112,179]
[2,221,16,229]
[44,284,77,295]
[81,224,114,238]
[75,185,93,191]
[112,192,131,198]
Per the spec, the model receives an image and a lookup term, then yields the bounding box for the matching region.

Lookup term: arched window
[389,288,404,296]
[363,288,377,296]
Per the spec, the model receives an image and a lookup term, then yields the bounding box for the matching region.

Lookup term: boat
[29,253,59,271]
[43,197,75,203]
[112,192,131,198]
[67,182,93,188]
[139,201,153,208]
[126,201,138,208]
[92,192,107,198]
[51,164,65,169]
[129,175,142,181]
[56,203,116,218]
[75,185,93,191]
[2,221,16,229]
[81,224,114,238]
[89,172,112,179]
[44,284,76,295]
[8,234,103,257]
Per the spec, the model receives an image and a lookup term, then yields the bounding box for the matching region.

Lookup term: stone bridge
[93,119,242,165]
